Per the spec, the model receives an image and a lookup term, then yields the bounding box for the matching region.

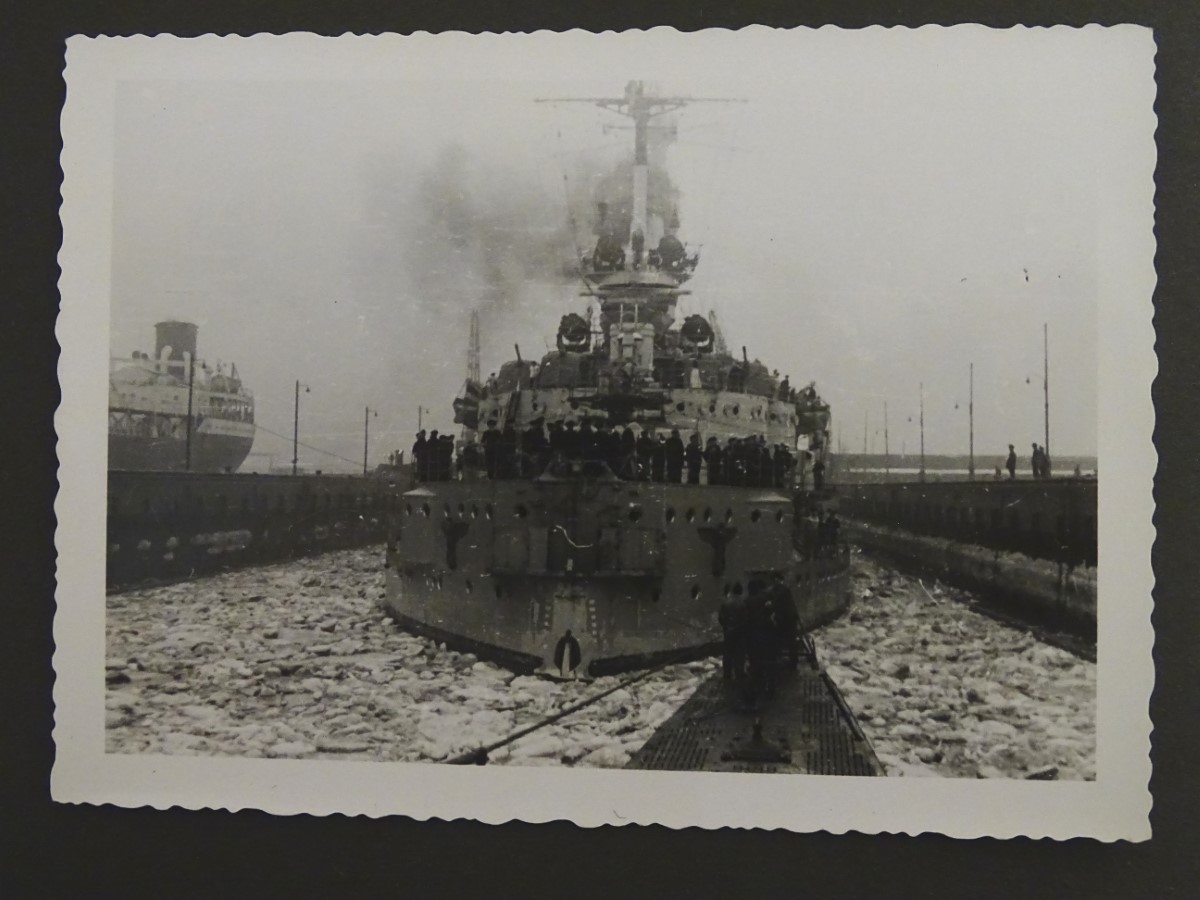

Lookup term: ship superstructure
[109,321,256,473]
[386,82,847,677]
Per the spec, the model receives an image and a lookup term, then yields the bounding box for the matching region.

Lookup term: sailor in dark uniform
[718,592,748,683]
[481,422,501,479]
[665,429,685,483]
[651,434,667,482]
[685,433,703,484]
[704,437,723,485]
[743,581,776,704]
[635,430,654,481]
[412,430,428,481]
[767,571,800,670]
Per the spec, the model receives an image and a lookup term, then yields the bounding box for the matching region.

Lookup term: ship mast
[536,82,743,258]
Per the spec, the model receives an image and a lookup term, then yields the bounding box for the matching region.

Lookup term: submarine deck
[626,656,884,775]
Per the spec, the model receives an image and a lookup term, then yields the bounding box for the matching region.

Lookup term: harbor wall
[106,469,410,589]
[843,520,1096,638]
[837,478,1096,566]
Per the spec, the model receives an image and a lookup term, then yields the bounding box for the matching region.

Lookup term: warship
[109,321,256,473]
[385,82,850,677]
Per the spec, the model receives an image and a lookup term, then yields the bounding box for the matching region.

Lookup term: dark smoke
[403,144,577,310]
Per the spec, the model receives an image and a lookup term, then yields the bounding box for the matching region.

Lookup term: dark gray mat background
[3,2,1195,896]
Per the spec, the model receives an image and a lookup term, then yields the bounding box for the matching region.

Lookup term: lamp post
[883,400,890,479]
[292,379,310,476]
[1043,323,1051,477]
[968,362,975,481]
[918,382,926,483]
[363,406,378,475]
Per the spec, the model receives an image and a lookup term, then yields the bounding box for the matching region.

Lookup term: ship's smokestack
[155,321,198,362]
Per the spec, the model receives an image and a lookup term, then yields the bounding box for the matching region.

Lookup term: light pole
[883,400,890,479]
[363,406,378,475]
[919,382,926,483]
[968,362,975,481]
[1043,323,1051,476]
[293,380,310,476]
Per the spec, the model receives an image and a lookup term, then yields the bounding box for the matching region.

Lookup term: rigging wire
[252,421,370,470]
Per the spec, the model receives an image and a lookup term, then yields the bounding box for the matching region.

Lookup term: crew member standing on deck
[767,571,800,670]
[718,591,748,683]
[685,433,703,484]
[1006,444,1017,480]
[665,429,685,483]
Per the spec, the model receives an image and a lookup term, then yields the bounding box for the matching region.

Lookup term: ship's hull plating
[385,478,851,676]
[108,430,254,474]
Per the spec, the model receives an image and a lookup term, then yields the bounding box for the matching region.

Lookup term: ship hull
[108,430,254,474]
[385,479,851,676]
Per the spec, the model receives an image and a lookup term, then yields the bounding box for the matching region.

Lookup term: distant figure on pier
[1006,444,1017,480]
[812,457,826,492]
[1040,446,1052,479]
[1031,443,1043,480]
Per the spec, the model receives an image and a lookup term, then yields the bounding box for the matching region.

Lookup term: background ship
[109,320,255,473]
[386,82,849,677]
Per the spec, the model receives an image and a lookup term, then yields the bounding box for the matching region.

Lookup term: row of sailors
[412,422,808,487]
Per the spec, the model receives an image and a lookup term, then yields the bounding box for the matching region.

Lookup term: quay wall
[843,520,1096,638]
[837,478,1096,566]
[106,469,410,589]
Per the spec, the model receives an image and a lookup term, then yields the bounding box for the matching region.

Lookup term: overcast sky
[108,29,1151,470]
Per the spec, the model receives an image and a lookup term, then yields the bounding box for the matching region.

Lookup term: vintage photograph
[55,28,1156,837]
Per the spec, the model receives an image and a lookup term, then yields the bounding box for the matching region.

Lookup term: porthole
[515,504,528,518]
[485,503,494,519]
[686,508,696,523]
[465,579,474,594]
[690,585,701,600]
[471,505,479,519]
[709,401,717,414]
[775,510,785,523]
[458,503,465,515]
[421,503,431,517]
[495,585,504,599]
[443,504,452,518]
[732,582,744,596]
[725,508,734,523]
[676,402,686,412]
[628,506,643,522]
[405,504,413,516]
[732,404,740,416]
[703,507,713,522]
[768,412,778,422]
[665,508,676,523]
[750,510,762,523]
